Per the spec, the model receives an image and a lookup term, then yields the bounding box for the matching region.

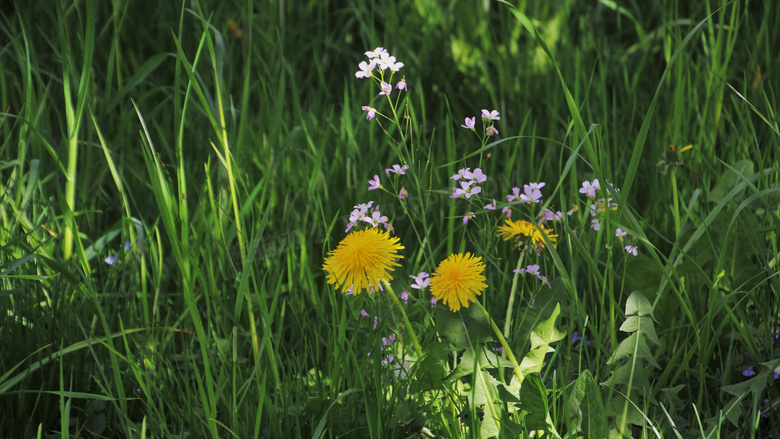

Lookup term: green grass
[1,0,779,437]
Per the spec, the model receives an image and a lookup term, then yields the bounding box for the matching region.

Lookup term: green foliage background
[1,0,778,437]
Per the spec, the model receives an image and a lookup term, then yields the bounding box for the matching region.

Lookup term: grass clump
[1,0,778,437]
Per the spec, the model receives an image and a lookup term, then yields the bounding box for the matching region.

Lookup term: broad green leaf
[519,373,549,433]
[566,370,607,438]
[625,291,654,318]
[607,333,660,369]
[518,303,565,377]
[620,316,661,345]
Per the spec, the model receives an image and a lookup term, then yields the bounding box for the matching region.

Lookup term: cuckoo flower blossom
[379,81,392,96]
[461,117,476,130]
[579,179,600,198]
[410,272,430,290]
[368,175,381,191]
[362,106,377,121]
[481,109,500,121]
[396,78,407,91]
[385,164,409,175]
[486,126,499,137]
[514,264,551,288]
[356,60,375,79]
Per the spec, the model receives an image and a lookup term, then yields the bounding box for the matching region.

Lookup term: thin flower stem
[503,250,527,340]
[671,169,681,239]
[474,301,524,383]
[383,279,425,359]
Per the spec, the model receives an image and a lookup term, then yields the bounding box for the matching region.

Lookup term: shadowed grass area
[1,0,778,437]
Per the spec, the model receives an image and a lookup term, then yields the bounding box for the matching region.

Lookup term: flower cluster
[345,201,393,232]
[461,109,500,137]
[450,167,487,200]
[514,264,551,288]
[573,178,638,257]
[356,47,407,121]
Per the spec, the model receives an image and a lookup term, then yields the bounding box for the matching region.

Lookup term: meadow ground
[1,0,779,437]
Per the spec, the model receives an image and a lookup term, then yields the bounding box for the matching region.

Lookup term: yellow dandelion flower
[429,252,487,312]
[497,219,558,250]
[322,228,404,294]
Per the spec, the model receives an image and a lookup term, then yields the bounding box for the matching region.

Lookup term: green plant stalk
[503,249,526,339]
[62,63,77,261]
[474,301,524,383]
[671,169,681,239]
[383,280,424,359]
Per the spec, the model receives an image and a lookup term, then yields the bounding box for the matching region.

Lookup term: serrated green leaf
[437,305,493,349]
[518,303,565,377]
[625,291,654,318]
[620,316,660,345]
[448,346,517,382]
[607,333,660,369]
[567,370,607,438]
[603,362,651,390]
[519,373,549,433]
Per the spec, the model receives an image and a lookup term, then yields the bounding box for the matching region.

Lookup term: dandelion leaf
[518,303,565,377]
[567,370,607,438]
[437,304,492,349]
[518,373,549,433]
[412,342,449,392]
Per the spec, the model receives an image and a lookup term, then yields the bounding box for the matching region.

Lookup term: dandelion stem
[383,280,425,359]
[474,301,524,383]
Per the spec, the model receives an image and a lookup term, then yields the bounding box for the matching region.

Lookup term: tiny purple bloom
[465,168,487,184]
[373,316,379,331]
[486,126,499,136]
[410,272,430,290]
[379,81,392,96]
[484,199,497,210]
[579,179,600,198]
[514,264,551,287]
[742,365,756,377]
[399,188,408,200]
[377,52,397,71]
[506,187,521,203]
[388,59,404,72]
[615,228,628,238]
[385,164,409,175]
[365,47,387,59]
[361,106,377,121]
[400,290,409,303]
[124,241,132,251]
[355,60,375,79]
[624,245,638,256]
[382,354,394,365]
[463,212,475,225]
[104,255,117,265]
[430,297,437,308]
[396,78,407,91]
[481,109,500,121]
[461,117,476,130]
[571,331,582,345]
[450,167,471,181]
[591,219,601,231]
[368,175,381,191]
[360,309,369,318]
